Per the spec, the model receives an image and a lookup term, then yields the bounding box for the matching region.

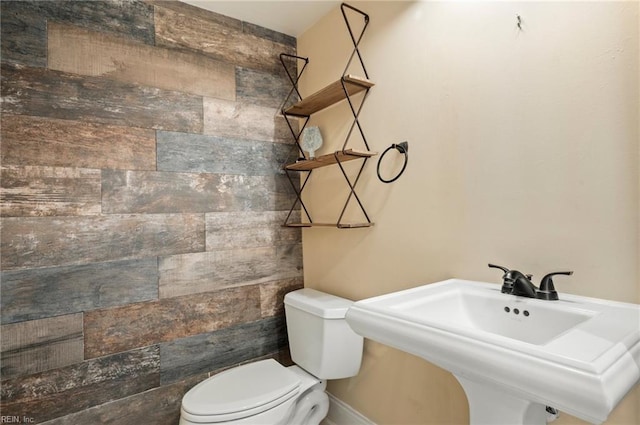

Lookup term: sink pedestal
[456,376,550,425]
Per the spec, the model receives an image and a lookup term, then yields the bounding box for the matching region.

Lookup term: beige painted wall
[298,1,639,424]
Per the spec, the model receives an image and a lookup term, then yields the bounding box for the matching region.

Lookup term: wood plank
[0,1,47,67]
[158,244,302,299]
[205,211,301,250]
[145,0,243,31]
[159,315,287,384]
[236,66,294,109]
[156,131,297,175]
[259,278,305,318]
[0,0,155,67]
[1,165,101,217]
[0,314,83,380]
[101,170,295,214]
[84,285,262,359]
[0,346,160,423]
[242,22,296,48]
[284,75,375,117]
[0,115,156,170]
[44,0,155,43]
[47,23,236,101]
[285,149,377,171]
[203,97,294,143]
[0,214,205,270]
[154,4,295,74]
[37,373,203,425]
[1,63,203,133]
[1,259,158,325]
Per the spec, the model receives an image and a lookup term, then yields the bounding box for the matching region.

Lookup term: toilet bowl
[179,289,364,425]
[179,360,327,425]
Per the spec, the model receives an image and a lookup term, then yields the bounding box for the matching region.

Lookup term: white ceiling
[181,1,340,37]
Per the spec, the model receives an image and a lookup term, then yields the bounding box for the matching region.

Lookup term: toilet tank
[284,288,363,380]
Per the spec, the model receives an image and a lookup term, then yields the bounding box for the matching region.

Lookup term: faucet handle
[488,264,531,279]
[488,264,517,294]
[488,263,509,273]
[538,271,573,301]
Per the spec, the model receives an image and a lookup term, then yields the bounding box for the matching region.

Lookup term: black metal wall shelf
[280,3,375,229]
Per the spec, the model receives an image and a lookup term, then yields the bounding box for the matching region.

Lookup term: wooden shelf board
[284,222,374,228]
[285,149,377,171]
[284,75,374,117]
[337,222,374,228]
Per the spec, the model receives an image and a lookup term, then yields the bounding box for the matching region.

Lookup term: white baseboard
[323,392,376,425]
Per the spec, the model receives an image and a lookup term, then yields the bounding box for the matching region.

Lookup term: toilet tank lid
[284,288,354,319]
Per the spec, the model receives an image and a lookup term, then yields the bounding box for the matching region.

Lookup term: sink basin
[346,279,640,424]
[387,284,597,345]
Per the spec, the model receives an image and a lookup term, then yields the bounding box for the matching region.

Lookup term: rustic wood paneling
[1,165,101,217]
[146,0,243,31]
[38,373,204,425]
[203,97,293,143]
[45,1,156,43]
[236,66,294,109]
[0,214,205,270]
[156,131,296,175]
[0,1,47,67]
[0,1,303,422]
[84,285,262,359]
[159,244,302,299]
[1,259,158,325]
[1,63,203,133]
[260,278,305,318]
[154,4,295,74]
[0,0,155,67]
[206,210,301,250]
[159,315,287,384]
[1,314,83,380]
[0,346,160,423]
[101,170,295,214]
[48,23,235,100]
[0,115,156,170]
[242,22,296,48]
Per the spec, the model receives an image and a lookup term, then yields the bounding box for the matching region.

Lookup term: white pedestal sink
[346,279,640,424]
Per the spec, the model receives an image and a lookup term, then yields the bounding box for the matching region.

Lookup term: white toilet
[179,288,364,425]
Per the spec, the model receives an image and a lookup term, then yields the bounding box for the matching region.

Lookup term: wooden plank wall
[0,1,303,423]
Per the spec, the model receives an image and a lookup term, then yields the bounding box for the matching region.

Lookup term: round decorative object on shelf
[301,126,323,159]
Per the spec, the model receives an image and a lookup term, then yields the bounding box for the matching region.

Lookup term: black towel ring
[377,141,408,183]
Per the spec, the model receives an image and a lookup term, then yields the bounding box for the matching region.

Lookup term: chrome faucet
[488,264,573,301]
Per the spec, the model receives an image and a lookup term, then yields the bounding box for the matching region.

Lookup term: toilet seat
[181,359,301,423]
